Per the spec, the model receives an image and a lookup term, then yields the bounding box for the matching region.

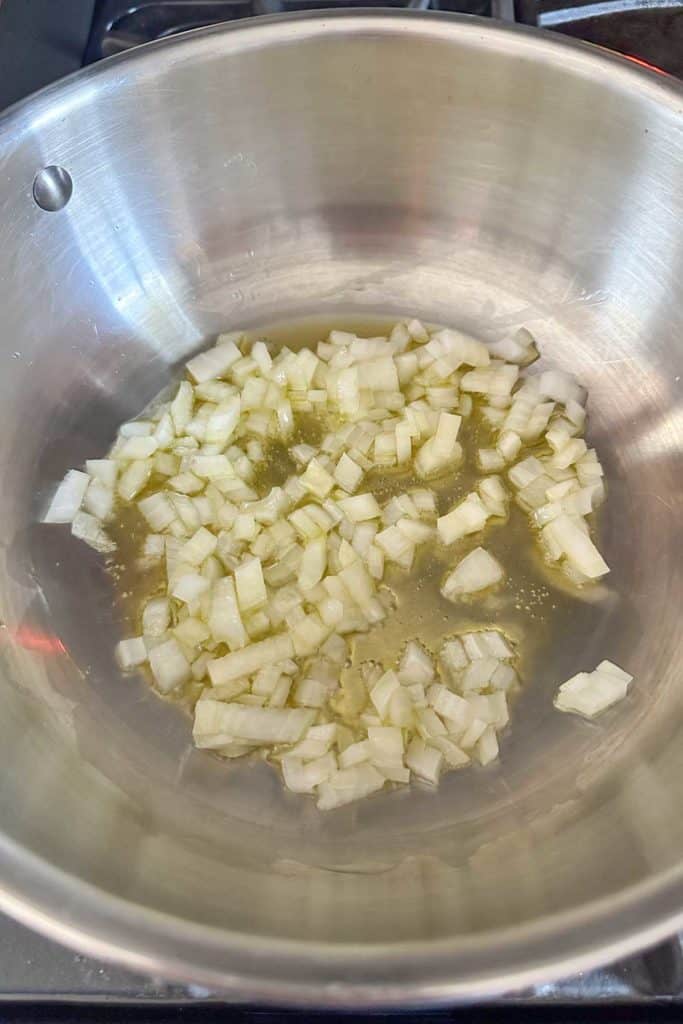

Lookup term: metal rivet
[32,165,73,212]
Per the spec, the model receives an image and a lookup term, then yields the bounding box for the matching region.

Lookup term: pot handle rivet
[32,165,73,212]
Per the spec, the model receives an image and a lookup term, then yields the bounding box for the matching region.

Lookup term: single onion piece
[441,547,504,600]
[43,470,90,524]
[405,737,443,784]
[115,636,147,671]
[71,511,116,553]
[186,340,240,384]
[149,637,191,693]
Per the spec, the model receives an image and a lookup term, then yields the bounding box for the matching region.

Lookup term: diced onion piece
[369,670,400,719]
[488,328,538,365]
[367,725,404,762]
[142,596,171,638]
[459,717,488,750]
[117,435,158,460]
[437,492,489,545]
[363,356,399,392]
[406,318,429,343]
[316,763,385,810]
[83,478,115,521]
[405,738,443,784]
[414,435,463,480]
[71,511,116,553]
[251,340,272,373]
[595,659,633,685]
[461,364,518,396]
[334,453,364,493]
[191,455,234,480]
[537,369,585,406]
[476,725,499,765]
[115,636,147,670]
[86,459,118,488]
[396,517,433,545]
[300,458,334,499]
[477,448,505,473]
[375,525,415,570]
[141,534,165,562]
[339,740,370,768]
[554,662,631,718]
[296,537,326,592]
[205,397,240,445]
[440,637,468,673]
[478,477,507,518]
[508,456,544,490]
[118,459,152,501]
[196,700,314,744]
[427,684,470,730]
[149,637,191,693]
[426,328,490,369]
[180,526,217,566]
[186,340,240,383]
[282,752,337,793]
[338,493,382,523]
[550,437,587,470]
[138,492,175,531]
[43,470,90,524]
[441,547,504,600]
[497,431,522,463]
[234,556,267,612]
[462,657,499,691]
[431,736,470,768]
[545,513,609,579]
[172,572,211,604]
[293,677,329,708]
[398,641,435,685]
[208,634,295,684]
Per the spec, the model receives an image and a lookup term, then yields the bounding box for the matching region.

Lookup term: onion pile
[42,317,629,810]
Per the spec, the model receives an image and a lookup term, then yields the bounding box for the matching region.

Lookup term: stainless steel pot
[0,11,681,1006]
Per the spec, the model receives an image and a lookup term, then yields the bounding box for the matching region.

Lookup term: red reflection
[1,626,66,655]
[622,53,667,76]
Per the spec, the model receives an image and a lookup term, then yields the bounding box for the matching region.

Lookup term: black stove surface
[0,0,682,1015]
[83,0,683,72]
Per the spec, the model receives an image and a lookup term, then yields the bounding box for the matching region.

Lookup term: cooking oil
[108,314,599,705]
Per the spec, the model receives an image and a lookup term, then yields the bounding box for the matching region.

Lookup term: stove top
[83,0,683,74]
[0,0,682,1014]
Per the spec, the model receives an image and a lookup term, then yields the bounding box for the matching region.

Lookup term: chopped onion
[338,493,382,523]
[405,737,443,784]
[149,637,191,693]
[437,492,489,545]
[115,636,147,671]
[43,470,90,524]
[208,634,295,685]
[186,340,240,384]
[86,459,118,488]
[555,659,632,717]
[398,640,435,685]
[83,478,115,522]
[441,547,504,599]
[48,315,615,811]
[234,557,267,612]
[71,511,116,553]
[316,763,385,810]
[142,596,171,638]
[195,700,314,743]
